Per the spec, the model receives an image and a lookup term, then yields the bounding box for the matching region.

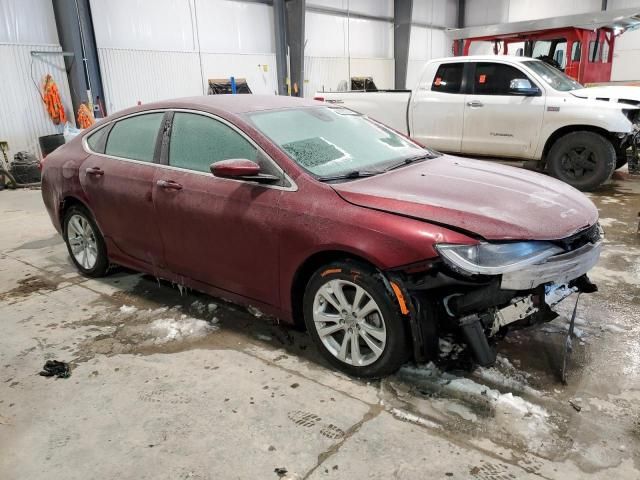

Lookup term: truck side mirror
[509,78,541,96]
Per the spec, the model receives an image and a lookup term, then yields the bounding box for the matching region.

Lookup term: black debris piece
[274,467,288,477]
[39,360,71,379]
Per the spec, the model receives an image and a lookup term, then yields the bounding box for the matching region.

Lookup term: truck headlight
[435,242,564,276]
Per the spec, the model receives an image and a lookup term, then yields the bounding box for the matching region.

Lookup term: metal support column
[52,0,106,117]
[456,0,466,56]
[394,0,412,89]
[286,0,305,97]
[273,0,288,95]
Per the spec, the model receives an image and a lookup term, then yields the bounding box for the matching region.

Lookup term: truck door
[461,62,545,158]
[409,62,465,153]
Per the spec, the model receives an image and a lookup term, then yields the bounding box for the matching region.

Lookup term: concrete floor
[1,171,639,480]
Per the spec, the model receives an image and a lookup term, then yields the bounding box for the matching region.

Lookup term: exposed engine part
[487,296,538,337]
[459,314,496,367]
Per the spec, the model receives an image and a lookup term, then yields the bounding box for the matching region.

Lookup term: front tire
[303,261,410,378]
[63,205,109,277]
[547,131,616,191]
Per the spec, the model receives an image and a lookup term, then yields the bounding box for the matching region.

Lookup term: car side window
[473,63,535,95]
[86,126,110,154]
[168,113,258,173]
[431,63,464,94]
[105,113,164,162]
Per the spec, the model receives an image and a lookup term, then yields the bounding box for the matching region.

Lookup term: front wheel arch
[290,251,384,330]
[542,125,617,166]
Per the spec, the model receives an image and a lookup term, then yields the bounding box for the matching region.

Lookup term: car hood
[331,156,599,241]
[570,86,640,105]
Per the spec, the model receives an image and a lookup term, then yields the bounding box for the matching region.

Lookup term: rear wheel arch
[290,250,382,330]
[60,197,97,234]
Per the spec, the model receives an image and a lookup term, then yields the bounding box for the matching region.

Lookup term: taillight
[313,96,325,102]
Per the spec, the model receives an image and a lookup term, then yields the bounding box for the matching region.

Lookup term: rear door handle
[85,167,104,176]
[156,179,183,190]
[466,100,484,108]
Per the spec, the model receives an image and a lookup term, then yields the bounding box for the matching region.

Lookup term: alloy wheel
[66,213,98,270]
[312,279,387,367]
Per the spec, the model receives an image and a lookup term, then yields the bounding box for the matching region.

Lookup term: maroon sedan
[41,95,602,377]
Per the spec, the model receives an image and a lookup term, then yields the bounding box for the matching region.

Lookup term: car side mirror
[509,78,541,96]
[210,159,281,184]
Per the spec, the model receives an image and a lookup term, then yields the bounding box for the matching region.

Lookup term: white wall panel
[413,0,458,27]
[0,0,59,44]
[98,49,202,113]
[349,58,394,88]
[200,53,278,94]
[507,0,600,21]
[347,0,393,17]
[0,45,74,159]
[90,0,196,51]
[608,0,640,7]
[409,27,450,59]
[348,18,393,58]
[305,12,347,57]
[304,56,349,97]
[195,0,275,54]
[464,0,509,26]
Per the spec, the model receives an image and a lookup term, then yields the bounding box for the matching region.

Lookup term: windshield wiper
[383,152,437,172]
[317,170,380,182]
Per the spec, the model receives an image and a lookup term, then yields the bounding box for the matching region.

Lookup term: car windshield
[523,60,583,91]
[245,107,434,179]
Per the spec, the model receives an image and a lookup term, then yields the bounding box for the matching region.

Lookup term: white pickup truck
[315,55,640,190]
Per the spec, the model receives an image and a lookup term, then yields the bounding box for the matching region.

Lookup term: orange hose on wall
[77,104,95,129]
[42,74,67,125]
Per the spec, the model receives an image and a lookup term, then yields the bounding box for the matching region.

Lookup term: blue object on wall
[230,76,237,94]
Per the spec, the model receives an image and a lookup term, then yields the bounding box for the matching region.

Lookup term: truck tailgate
[316,91,411,134]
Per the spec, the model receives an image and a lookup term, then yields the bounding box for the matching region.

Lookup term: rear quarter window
[431,63,464,94]
[105,113,164,162]
[85,126,110,154]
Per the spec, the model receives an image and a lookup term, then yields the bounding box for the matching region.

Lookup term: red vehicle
[456,27,615,84]
[41,95,602,377]
[450,7,640,84]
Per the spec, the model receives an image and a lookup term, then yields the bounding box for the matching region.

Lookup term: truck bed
[314,90,412,135]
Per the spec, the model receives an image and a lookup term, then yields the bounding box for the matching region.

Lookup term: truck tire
[547,131,616,191]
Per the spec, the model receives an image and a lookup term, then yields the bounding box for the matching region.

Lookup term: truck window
[472,63,535,96]
[571,42,581,61]
[431,63,464,94]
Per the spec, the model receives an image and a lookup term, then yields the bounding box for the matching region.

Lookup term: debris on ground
[39,360,71,378]
[569,399,582,412]
[274,467,288,477]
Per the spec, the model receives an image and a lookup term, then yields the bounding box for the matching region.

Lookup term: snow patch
[390,408,441,429]
[247,306,264,318]
[119,305,137,314]
[149,315,218,343]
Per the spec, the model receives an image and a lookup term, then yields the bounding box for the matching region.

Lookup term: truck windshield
[523,60,583,91]
[246,107,434,179]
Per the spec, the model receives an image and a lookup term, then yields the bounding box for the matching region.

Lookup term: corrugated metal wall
[0,44,73,160]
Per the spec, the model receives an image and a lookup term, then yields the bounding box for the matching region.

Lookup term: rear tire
[63,205,109,277]
[547,131,616,191]
[303,261,411,378]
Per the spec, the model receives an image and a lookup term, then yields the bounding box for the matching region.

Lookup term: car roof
[121,94,322,116]
[432,55,538,63]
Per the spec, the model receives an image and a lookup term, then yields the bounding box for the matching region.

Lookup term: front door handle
[466,100,484,108]
[157,179,183,190]
[85,167,104,176]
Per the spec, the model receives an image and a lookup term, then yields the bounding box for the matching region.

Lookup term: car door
[80,111,166,266]
[461,62,545,158]
[152,111,285,305]
[409,61,466,152]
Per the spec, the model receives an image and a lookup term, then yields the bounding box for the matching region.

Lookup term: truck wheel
[547,132,616,191]
[303,260,410,378]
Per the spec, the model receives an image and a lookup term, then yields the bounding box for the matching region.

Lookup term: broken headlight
[435,241,564,276]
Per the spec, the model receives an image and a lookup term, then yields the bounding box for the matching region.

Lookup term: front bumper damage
[389,236,602,368]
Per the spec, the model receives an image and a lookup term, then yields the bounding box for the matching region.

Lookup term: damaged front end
[390,223,603,367]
